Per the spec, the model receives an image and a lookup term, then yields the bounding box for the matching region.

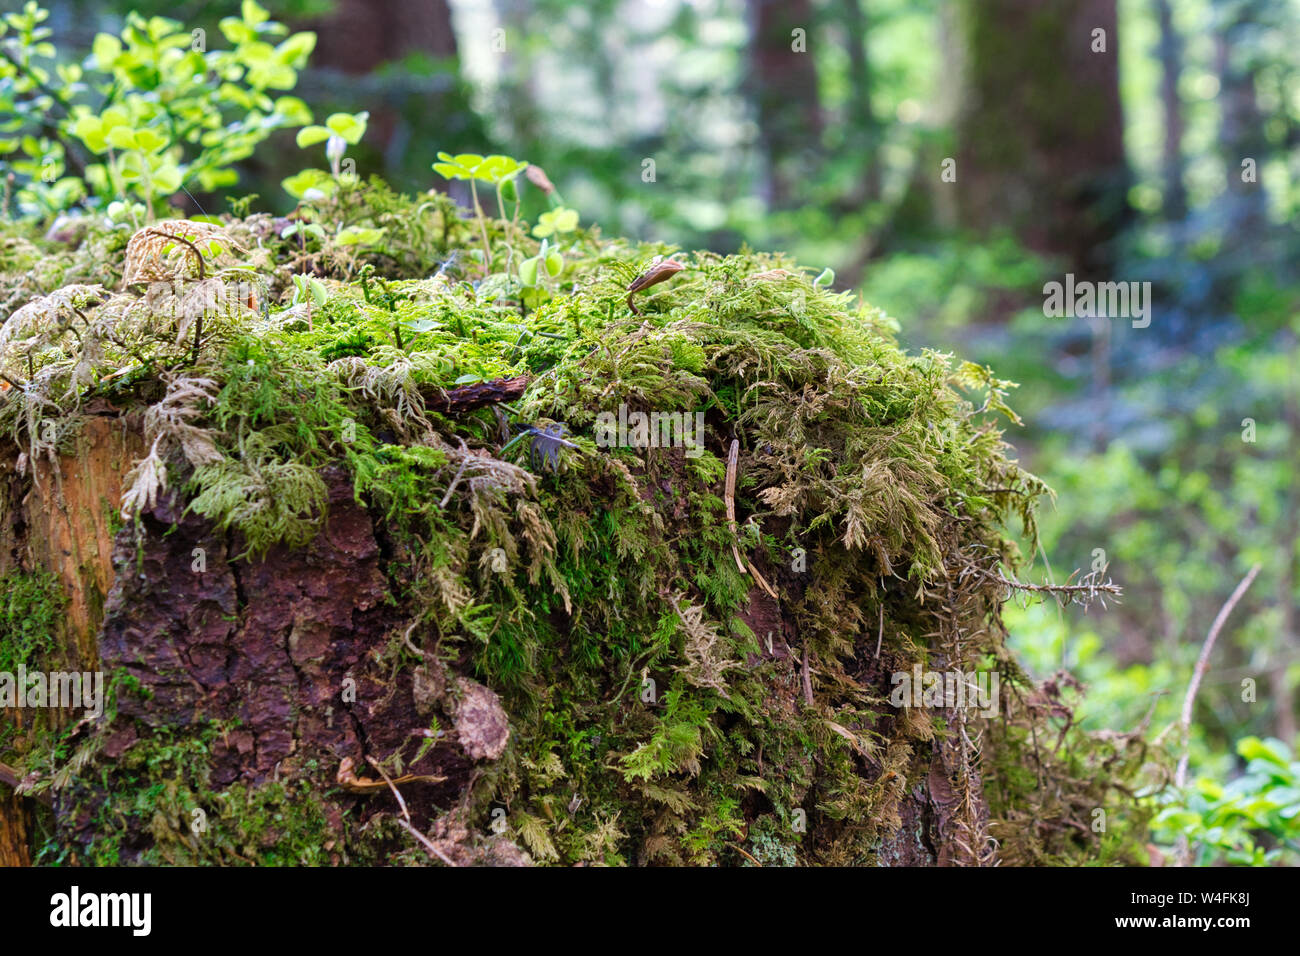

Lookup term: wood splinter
[724,439,779,600]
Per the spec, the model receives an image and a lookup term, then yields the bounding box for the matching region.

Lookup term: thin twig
[367,756,410,822]
[397,818,459,867]
[721,442,777,597]
[1175,564,1262,790]
[748,558,779,600]
[369,756,459,867]
[730,842,763,866]
[984,569,1121,598]
[801,643,814,706]
[1173,563,1261,869]
[438,444,470,509]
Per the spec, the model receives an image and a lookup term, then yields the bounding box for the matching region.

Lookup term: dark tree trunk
[1212,0,1270,238]
[839,0,882,203]
[955,0,1131,275]
[311,0,458,73]
[1153,0,1187,220]
[745,0,823,209]
[281,0,474,198]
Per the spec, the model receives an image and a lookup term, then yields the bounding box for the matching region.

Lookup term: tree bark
[0,413,998,866]
[955,0,1131,275]
[745,0,823,209]
[839,0,882,204]
[0,784,32,867]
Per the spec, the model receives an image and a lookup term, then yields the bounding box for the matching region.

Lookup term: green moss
[0,568,65,674]
[0,179,1149,866]
[46,725,356,867]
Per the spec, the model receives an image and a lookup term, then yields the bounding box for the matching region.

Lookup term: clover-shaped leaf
[296,125,331,148]
[533,206,579,238]
[433,151,527,185]
[476,154,528,184]
[334,225,384,247]
[432,151,484,181]
[297,111,367,149]
[282,167,334,199]
[326,111,367,144]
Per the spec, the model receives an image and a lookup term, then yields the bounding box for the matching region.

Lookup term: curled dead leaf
[626,257,684,315]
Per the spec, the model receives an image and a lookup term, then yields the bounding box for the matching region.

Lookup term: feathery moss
[0,179,1150,866]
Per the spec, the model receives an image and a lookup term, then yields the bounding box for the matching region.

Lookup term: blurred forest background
[6,0,1299,863]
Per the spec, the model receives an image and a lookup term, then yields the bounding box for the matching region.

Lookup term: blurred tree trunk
[494,0,544,152]
[312,0,458,71]
[1153,0,1187,221]
[839,0,882,203]
[745,0,823,209]
[1213,0,1270,237]
[955,0,1130,275]
[268,0,480,201]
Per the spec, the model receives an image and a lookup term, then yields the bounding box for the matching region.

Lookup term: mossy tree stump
[0,183,1147,866]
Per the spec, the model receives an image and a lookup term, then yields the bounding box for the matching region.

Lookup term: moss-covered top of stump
[0,180,1147,866]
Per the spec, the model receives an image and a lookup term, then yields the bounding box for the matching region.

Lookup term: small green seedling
[291,273,327,307]
[290,273,327,330]
[284,111,368,200]
[281,220,326,247]
[433,151,530,268]
[519,238,563,288]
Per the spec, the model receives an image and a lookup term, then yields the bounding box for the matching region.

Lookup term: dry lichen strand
[0,180,1149,865]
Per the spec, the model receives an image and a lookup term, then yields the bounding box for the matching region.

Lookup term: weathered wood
[424,375,528,414]
[0,418,140,867]
[20,416,145,672]
[0,758,46,866]
[0,787,33,866]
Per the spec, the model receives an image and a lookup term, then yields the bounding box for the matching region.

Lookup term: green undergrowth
[0,179,1150,865]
